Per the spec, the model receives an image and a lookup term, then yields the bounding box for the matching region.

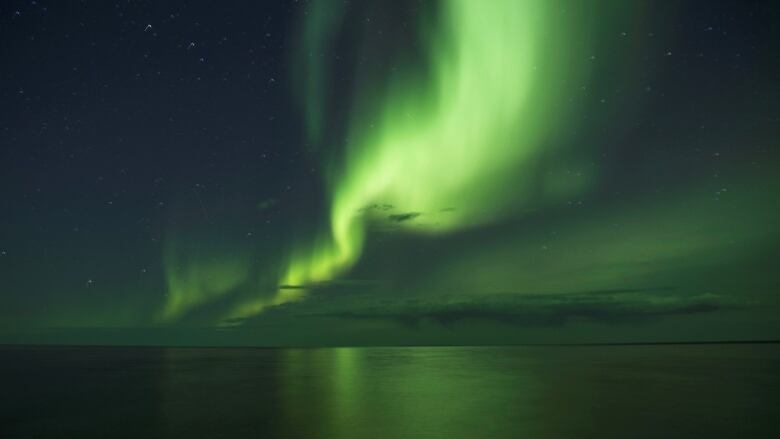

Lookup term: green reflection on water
[277,347,539,438]
[149,345,779,438]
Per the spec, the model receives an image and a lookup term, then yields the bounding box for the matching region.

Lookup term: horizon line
[1,339,778,350]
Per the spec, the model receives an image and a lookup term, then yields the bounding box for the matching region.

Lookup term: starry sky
[1,0,778,346]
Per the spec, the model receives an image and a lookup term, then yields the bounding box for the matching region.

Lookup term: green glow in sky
[2,0,778,346]
[277,0,590,301]
[161,229,252,321]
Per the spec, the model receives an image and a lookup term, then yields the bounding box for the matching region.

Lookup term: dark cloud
[240,287,742,329]
[358,203,395,213]
[328,292,730,327]
[278,279,380,291]
[388,212,422,222]
[558,287,676,296]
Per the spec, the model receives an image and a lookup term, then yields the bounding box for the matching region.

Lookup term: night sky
[1,0,778,346]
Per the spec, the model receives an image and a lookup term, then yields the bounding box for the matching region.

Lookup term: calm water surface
[1,344,778,438]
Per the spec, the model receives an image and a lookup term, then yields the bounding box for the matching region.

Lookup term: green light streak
[161,230,251,321]
[279,0,590,294]
[293,0,346,147]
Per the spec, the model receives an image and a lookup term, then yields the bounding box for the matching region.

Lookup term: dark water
[1,344,778,438]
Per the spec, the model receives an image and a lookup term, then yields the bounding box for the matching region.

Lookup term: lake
[2,344,778,438]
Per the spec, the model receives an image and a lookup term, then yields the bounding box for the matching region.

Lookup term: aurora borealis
[278,0,588,298]
[1,0,779,346]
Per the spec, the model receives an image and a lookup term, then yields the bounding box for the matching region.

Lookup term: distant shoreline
[1,340,778,350]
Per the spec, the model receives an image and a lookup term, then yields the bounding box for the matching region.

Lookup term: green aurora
[279,0,589,292]
[162,0,600,321]
[1,0,778,346]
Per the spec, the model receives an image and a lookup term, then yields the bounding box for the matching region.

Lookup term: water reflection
[2,345,779,438]
[158,345,780,438]
[274,347,544,438]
